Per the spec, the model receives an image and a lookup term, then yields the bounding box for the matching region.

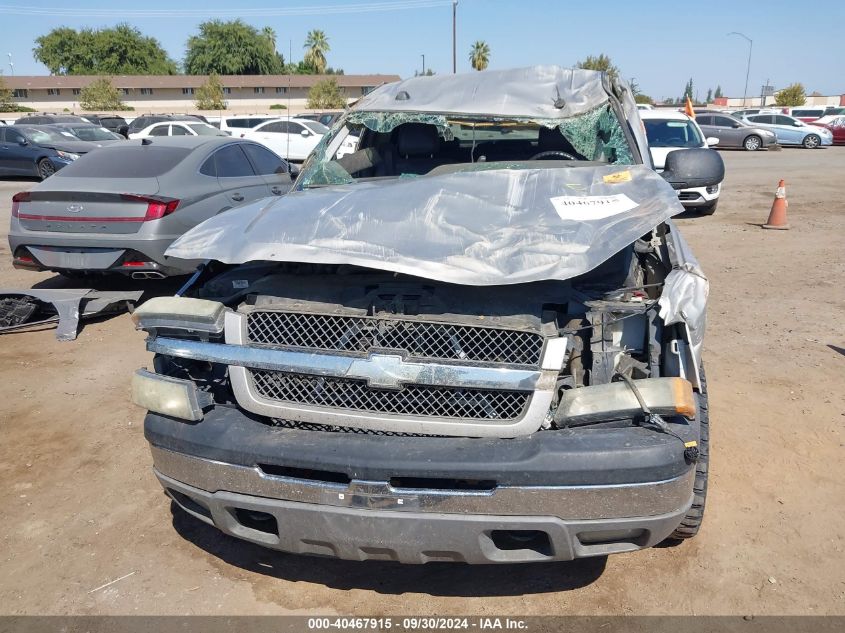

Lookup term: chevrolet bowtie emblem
[346,354,427,390]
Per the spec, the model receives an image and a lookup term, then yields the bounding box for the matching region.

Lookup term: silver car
[742,113,834,148]
[695,111,777,151]
[9,136,294,278]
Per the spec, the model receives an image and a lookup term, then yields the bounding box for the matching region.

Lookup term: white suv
[641,110,722,215]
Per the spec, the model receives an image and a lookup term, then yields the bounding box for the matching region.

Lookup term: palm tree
[262,26,277,52]
[304,29,330,74]
[469,41,490,71]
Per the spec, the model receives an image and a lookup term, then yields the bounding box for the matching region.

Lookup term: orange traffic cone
[763,179,789,230]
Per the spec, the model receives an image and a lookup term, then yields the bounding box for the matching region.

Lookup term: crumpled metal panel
[355,66,612,120]
[166,164,684,287]
[658,222,709,375]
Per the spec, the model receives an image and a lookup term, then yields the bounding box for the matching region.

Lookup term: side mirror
[300,130,310,137]
[793,121,803,127]
[288,163,300,177]
[706,137,720,147]
[660,148,725,190]
[18,139,29,146]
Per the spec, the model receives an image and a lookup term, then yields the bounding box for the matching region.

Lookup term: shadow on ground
[170,503,608,596]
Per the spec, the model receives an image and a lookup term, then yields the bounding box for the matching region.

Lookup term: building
[2,74,401,114]
[712,94,845,108]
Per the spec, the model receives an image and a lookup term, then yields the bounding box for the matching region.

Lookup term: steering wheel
[529,150,578,161]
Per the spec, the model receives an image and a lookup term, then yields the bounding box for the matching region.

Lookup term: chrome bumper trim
[151,446,695,520]
[147,336,542,391]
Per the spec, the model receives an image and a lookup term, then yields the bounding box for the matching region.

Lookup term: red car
[811,117,845,145]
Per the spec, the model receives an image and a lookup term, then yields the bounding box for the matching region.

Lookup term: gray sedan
[695,112,777,151]
[9,136,294,278]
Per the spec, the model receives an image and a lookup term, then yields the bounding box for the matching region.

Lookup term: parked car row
[0,125,121,179]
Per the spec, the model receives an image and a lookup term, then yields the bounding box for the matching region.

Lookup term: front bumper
[146,405,697,563]
[678,183,720,208]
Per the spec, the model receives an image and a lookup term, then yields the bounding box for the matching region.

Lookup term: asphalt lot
[1,147,844,616]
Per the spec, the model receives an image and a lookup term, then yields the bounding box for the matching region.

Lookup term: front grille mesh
[270,419,435,437]
[251,370,530,421]
[246,311,544,366]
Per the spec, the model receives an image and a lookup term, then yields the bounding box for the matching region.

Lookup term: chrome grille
[246,311,544,365]
[250,370,530,421]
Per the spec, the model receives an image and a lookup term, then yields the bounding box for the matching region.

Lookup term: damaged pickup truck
[132,66,724,563]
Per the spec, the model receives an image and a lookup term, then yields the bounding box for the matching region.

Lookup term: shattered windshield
[299,102,635,188]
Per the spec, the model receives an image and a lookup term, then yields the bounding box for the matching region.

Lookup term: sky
[1,0,842,101]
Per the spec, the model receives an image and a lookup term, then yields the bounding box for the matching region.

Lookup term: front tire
[803,134,821,149]
[667,366,710,541]
[37,159,55,180]
[743,135,762,151]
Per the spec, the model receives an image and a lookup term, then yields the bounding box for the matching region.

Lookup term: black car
[13,114,92,126]
[0,125,105,179]
[82,114,129,137]
[126,114,205,138]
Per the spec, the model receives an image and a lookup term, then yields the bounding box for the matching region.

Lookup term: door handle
[271,186,283,195]
[231,193,244,202]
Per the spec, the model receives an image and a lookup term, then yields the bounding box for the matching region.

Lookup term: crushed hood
[166,164,684,286]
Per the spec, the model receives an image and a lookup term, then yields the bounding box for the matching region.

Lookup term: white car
[218,115,277,135]
[640,110,722,215]
[129,120,229,139]
[239,117,333,162]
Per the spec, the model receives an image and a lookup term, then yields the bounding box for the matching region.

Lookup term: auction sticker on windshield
[550,193,638,221]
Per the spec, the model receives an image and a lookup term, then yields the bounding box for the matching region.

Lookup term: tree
[714,85,723,99]
[0,74,12,110]
[185,20,285,75]
[683,78,694,102]
[469,41,490,71]
[306,78,346,109]
[775,83,806,107]
[576,54,619,81]
[304,30,330,74]
[34,24,177,75]
[79,77,129,110]
[706,88,713,103]
[195,73,227,110]
[635,94,654,105]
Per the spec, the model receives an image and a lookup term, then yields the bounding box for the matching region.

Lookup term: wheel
[667,365,710,541]
[743,135,762,151]
[37,158,56,180]
[802,134,821,149]
[697,200,718,215]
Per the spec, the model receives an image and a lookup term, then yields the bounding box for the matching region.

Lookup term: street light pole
[7,53,13,76]
[452,1,457,74]
[728,32,752,107]
[421,54,425,76]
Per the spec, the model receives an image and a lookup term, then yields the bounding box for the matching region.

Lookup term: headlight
[555,377,696,426]
[131,369,207,421]
[56,150,80,161]
[132,296,227,334]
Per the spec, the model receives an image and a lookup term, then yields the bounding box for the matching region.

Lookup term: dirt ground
[0,147,843,616]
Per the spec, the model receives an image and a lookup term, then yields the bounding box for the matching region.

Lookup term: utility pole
[7,53,13,76]
[452,1,457,74]
[421,53,425,76]
[728,32,752,107]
